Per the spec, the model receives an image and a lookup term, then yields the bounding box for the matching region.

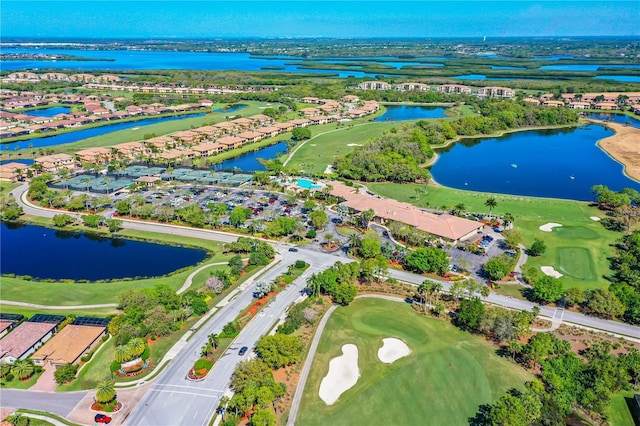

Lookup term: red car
[95,414,112,424]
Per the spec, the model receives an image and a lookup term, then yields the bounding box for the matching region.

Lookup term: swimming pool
[296,178,323,189]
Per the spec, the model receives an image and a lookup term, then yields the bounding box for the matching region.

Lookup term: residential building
[0,162,29,182]
[436,84,472,95]
[0,314,64,364]
[358,81,392,91]
[31,324,107,368]
[395,82,430,92]
[477,86,515,99]
[34,153,75,173]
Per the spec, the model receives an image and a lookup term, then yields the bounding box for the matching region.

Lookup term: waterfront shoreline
[591,119,640,182]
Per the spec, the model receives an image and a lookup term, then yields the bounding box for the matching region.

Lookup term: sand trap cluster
[318,344,360,405]
[541,266,563,278]
[377,338,411,364]
[539,222,563,232]
[590,216,601,221]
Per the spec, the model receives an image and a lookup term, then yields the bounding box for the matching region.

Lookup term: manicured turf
[0,182,21,196]
[297,298,532,426]
[609,391,636,426]
[557,247,596,280]
[367,182,622,290]
[285,121,398,173]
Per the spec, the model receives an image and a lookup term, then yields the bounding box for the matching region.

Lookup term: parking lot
[446,227,510,283]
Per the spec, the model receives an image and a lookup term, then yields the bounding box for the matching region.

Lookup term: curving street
[2,183,639,425]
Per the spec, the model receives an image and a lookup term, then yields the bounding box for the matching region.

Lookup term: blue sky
[2,1,639,38]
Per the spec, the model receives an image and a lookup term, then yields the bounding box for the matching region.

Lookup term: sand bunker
[590,216,601,221]
[541,266,563,278]
[595,121,640,182]
[318,344,360,405]
[539,223,562,232]
[346,143,362,146]
[377,338,411,364]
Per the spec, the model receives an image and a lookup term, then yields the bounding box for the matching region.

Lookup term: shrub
[194,358,213,371]
[54,363,79,385]
[4,373,14,382]
[220,321,240,338]
[110,361,122,373]
[294,260,307,269]
[80,352,93,363]
[141,345,150,360]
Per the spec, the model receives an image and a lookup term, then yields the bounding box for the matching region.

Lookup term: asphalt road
[123,248,337,426]
[4,183,640,425]
[0,389,87,417]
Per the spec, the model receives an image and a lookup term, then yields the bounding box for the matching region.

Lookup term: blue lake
[2,113,204,151]
[211,141,288,172]
[430,124,640,201]
[375,105,447,121]
[0,222,207,281]
[0,159,34,165]
[23,106,71,117]
[587,113,640,129]
[530,55,574,61]
[213,104,246,114]
[594,75,640,82]
[539,64,640,71]
[454,74,487,80]
[2,48,390,78]
[491,66,526,70]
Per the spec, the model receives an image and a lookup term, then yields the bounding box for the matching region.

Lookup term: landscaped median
[187,261,309,384]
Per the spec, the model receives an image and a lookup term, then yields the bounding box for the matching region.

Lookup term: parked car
[95,414,112,424]
[288,247,299,252]
[238,346,248,356]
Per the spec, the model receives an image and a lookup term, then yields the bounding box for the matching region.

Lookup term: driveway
[30,364,57,392]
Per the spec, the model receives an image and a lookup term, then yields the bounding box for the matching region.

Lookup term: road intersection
[2,183,639,425]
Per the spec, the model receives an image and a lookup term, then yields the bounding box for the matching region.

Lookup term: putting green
[557,247,597,280]
[553,226,599,240]
[297,298,532,426]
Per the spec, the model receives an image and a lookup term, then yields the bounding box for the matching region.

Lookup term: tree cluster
[335,99,579,183]
[109,284,208,348]
[307,261,359,305]
[478,336,639,424]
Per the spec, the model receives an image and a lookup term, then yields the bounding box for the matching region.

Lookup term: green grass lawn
[0,370,43,390]
[609,391,636,426]
[335,225,362,237]
[285,121,398,173]
[367,182,621,290]
[0,182,21,196]
[297,298,532,426]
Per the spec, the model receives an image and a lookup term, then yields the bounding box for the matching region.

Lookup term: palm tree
[11,360,34,380]
[207,333,220,352]
[114,345,132,363]
[348,232,360,249]
[0,363,12,378]
[95,380,116,404]
[485,197,497,218]
[503,212,515,228]
[454,203,466,216]
[417,281,430,314]
[7,412,28,426]
[127,338,146,358]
